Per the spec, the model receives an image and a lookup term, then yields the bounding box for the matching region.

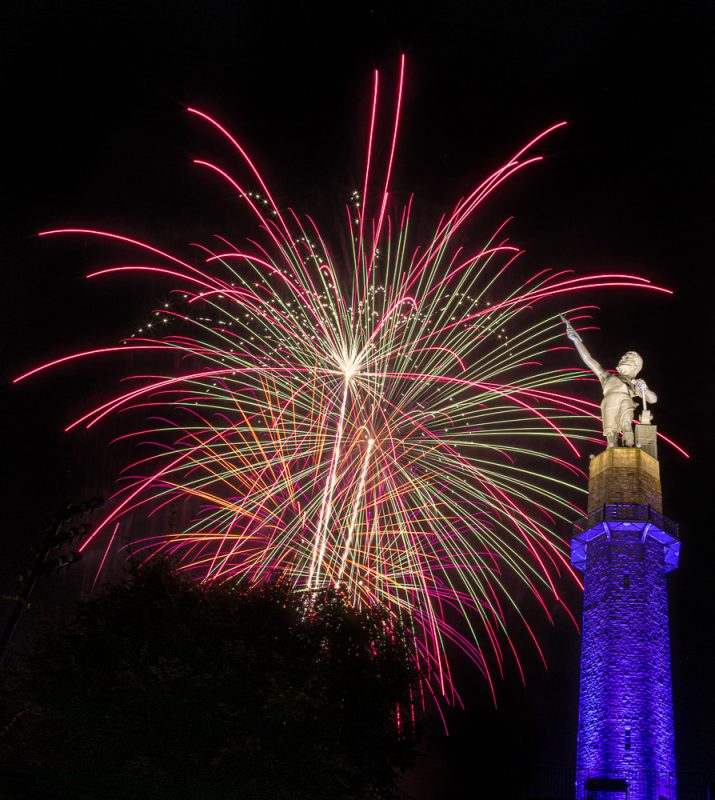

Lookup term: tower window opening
[623,573,630,589]
[625,726,631,750]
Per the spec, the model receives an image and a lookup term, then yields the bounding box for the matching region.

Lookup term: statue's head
[617,351,643,379]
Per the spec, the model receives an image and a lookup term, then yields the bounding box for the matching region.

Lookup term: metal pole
[0,526,56,657]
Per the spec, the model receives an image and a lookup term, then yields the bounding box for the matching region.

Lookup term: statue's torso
[601,372,635,398]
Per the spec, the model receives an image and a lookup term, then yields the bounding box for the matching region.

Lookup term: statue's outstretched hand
[562,316,582,343]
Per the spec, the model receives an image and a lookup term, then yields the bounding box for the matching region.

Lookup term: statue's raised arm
[561,315,657,449]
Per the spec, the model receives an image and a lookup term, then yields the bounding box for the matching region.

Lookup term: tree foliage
[0,562,418,799]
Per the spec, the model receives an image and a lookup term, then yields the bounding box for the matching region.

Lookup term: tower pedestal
[572,447,678,800]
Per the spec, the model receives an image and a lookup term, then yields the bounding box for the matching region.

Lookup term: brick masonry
[574,448,676,800]
[587,447,663,513]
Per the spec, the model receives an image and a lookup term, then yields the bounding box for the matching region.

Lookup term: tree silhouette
[0,561,417,799]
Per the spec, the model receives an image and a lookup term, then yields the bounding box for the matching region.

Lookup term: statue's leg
[602,396,619,448]
[620,404,635,447]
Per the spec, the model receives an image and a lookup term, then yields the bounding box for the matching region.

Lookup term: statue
[561,316,657,448]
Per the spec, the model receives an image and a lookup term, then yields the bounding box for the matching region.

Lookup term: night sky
[2,1,714,796]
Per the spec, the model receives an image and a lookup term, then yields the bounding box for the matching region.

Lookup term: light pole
[0,497,103,662]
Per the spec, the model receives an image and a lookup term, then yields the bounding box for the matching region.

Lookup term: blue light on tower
[572,444,678,800]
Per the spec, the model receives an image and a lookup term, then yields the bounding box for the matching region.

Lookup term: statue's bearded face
[617,351,643,378]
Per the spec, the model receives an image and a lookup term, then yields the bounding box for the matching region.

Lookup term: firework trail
[17,58,674,702]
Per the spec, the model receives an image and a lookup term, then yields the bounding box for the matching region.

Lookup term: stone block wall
[575,447,676,800]
[587,448,662,513]
[575,529,676,799]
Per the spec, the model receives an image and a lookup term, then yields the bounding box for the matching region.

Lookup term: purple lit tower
[571,424,679,800]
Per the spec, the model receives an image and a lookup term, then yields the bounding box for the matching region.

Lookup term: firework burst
[17,58,673,703]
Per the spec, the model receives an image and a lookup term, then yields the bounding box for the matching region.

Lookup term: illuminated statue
[562,317,657,448]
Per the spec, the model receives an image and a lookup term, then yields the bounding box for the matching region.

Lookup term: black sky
[2,1,714,796]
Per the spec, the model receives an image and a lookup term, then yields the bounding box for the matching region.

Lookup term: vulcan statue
[562,316,657,448]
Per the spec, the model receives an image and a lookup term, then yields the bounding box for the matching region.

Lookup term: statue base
[587,446,661,513]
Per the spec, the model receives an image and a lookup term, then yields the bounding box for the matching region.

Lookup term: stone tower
[572,429,679,800]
